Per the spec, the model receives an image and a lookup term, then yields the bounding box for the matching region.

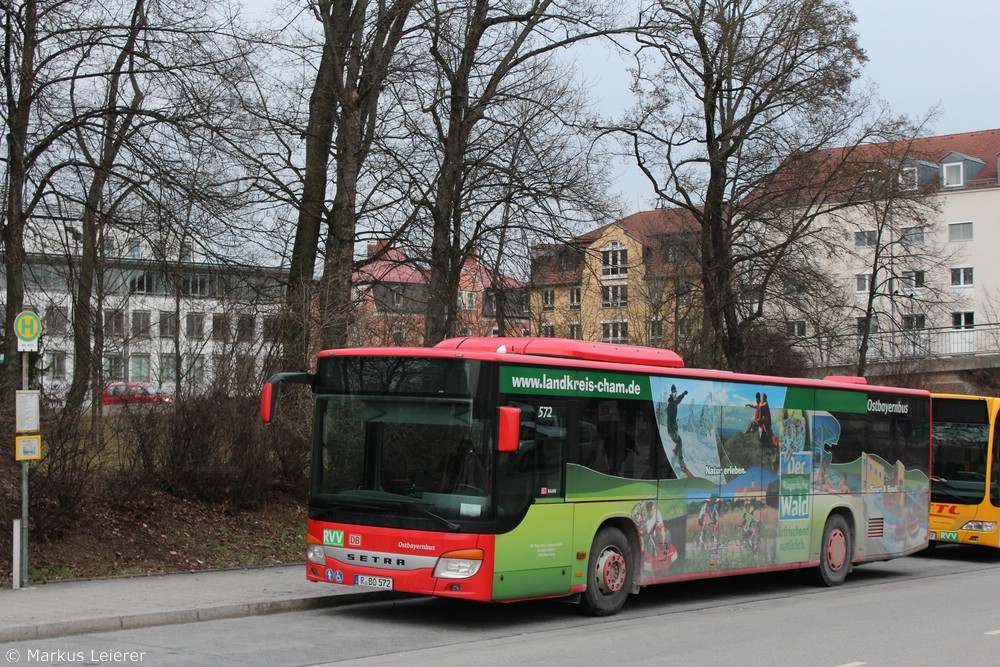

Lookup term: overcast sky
[853,0,1000,137]
[595,0,1000,209]
[245,0,1000,211]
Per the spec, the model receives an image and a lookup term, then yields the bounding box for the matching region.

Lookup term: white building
[796,128,1000,371]
[6,219,287,402]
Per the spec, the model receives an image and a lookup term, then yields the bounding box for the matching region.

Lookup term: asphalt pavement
[0,565,393,643]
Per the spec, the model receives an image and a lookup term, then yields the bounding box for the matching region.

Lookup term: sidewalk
[0,566,392,643]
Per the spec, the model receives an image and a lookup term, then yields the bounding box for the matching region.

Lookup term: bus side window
[506,398,566,498]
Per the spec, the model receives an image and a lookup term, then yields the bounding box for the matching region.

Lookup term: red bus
[262,337,930,615]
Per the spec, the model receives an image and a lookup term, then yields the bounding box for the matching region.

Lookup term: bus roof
[434,336,685,368]
[318,337,929,397]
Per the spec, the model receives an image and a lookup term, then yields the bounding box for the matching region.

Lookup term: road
[4,545,1000,666]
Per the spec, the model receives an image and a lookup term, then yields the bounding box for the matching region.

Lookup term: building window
[948,222,973,242]
[130,354,151,382]
[212,313,230,342]
[159,311,178,338]
[854,230,877,247]
[568,286,581,310]
[900,167,917,191]
[786,321,806,338]
[44,306,69,335]
[235,355,255,387]
[648,280,664,306]
[44,351,67,382]
[649,319,664,346]
[186,312,206,339]
[262,316,281,342]
[457,291,477,311]
[212,354,230,384]
[542,289,555,311]
[857,316,879,336]
[901,226,924,244]
[105,310,125,337]
[130,271,155,294]
[104,354,124,381]
[540,323,555,338]
[182,274,210,297]
[902,314,926,330]
[677,316,692,340]
[601,320,628,344]
[952,312,974,330]
[160,354,177,383]
[601,243,628,277]
[951,267,974,286]
[568,322,581,340]
[131,310,151,338]
[942,162,963,188]
[601,284,628,308]
[236,314,255,343]
[855,274,871,293]
[459,325,472,337]
[125,238,140,259]
[186,355,205,387]
[900,271,925,290]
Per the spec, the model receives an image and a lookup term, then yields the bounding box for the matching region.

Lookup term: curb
[1,590,401,643]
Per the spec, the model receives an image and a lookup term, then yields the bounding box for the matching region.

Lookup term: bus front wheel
[811,513,852,587]
[581,526,633,616]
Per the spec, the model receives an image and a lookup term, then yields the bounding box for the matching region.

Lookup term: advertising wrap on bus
[501,366,929,577]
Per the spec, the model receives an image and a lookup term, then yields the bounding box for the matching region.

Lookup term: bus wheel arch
[810,510,854,587]
[580,521,636,616]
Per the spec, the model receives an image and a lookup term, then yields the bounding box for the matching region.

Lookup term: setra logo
[324,529,345,546]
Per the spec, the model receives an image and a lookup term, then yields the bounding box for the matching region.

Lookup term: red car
[102,382,174,406]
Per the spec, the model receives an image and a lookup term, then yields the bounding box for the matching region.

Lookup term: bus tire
[811,513,852,587]
[581,526,633,616]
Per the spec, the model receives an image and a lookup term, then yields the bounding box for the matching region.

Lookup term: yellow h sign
[14,311,42,350]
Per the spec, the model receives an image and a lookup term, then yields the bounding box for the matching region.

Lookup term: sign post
[13,310,41,589]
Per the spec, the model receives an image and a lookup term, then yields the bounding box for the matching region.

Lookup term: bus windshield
[309,357,499,531]
[931,399,990,505]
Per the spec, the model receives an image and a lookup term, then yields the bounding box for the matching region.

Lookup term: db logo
[930,503,960,515]
[349,534,362,546]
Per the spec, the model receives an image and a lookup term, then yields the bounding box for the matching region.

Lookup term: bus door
[492,396,573,600]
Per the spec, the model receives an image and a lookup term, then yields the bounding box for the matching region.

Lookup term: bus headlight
[433,549,484,579]
[961,521,997,533]
[307,544,327,565]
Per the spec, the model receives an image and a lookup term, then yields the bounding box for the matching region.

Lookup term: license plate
[929,531,936,540]
[355,575,393,590]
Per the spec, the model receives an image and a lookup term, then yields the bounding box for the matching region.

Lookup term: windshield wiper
[406,504,460,531]
[312,492,460,531]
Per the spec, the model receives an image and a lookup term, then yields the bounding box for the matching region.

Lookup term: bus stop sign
[14,311,41,351]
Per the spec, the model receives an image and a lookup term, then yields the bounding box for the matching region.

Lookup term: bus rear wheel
[581,526,633,616]
[811,513,852,587]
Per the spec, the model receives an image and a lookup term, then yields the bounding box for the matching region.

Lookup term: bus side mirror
[260,382,276,424]
[260,372,314,424]
[498,406,521,453]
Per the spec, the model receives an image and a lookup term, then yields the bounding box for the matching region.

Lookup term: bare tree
[0,0,261,418]
[396,0,623,345]
[614,0,878,370]
[268,0,418,368]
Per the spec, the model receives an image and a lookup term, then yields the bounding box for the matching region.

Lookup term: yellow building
[530,209,702,354]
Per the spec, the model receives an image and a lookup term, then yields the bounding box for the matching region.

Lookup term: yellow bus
[930,394,1000,547]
